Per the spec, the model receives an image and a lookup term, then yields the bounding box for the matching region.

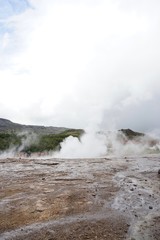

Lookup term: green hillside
[0,118,84,154]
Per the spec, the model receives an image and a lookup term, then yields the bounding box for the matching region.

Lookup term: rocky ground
[0,155,159,239]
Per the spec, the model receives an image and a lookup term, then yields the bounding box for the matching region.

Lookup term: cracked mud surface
[0,156,159,239]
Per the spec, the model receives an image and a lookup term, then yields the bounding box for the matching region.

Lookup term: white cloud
[0,0,160,131]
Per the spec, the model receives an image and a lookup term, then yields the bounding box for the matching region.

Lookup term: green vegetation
[0,133,21,151]
[24,129,83,153]
[0,129,84,153]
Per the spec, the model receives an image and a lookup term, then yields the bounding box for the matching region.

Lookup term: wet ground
[0,155,159,239]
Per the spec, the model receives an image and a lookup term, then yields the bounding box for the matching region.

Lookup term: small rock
[36,209,44,212]
[42,177,45,180]
[130,188,134,191]
[149,206,153,209]
[158,169,160,175]
[126,179,132,183]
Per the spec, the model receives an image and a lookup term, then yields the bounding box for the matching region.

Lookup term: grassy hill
[0,119,84,154]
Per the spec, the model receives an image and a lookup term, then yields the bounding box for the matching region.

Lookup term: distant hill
[0,118,84,155]
[119,128,145,139]
[0,118,69,135]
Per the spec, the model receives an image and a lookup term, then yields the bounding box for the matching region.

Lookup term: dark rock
[149,206,153,209]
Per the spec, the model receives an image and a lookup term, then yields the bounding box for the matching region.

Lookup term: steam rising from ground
[54,131,160,158]
[0,0,160,133]
[0,130,160,159]
[1,1,160,160]
[54,131,107,158]
[0,132,38,159]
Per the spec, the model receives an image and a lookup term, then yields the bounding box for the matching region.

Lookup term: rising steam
[54,130,107,158]
[0,132,38,159]
[53,130,160,158]
[0,128,160,159]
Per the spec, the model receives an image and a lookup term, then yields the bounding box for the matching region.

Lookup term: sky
[0,0,160,132]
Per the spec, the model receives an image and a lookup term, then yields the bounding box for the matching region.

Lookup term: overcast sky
[0,0,160,132]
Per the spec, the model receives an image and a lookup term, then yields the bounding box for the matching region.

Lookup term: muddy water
[0,156,159,239]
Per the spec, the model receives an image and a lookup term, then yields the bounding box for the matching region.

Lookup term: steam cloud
[54,130,160,158]
[1,0,160,158]
[0,132,38,159]
[0,0,160,132]
[54,131,107,158]
[0,129,159,159]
